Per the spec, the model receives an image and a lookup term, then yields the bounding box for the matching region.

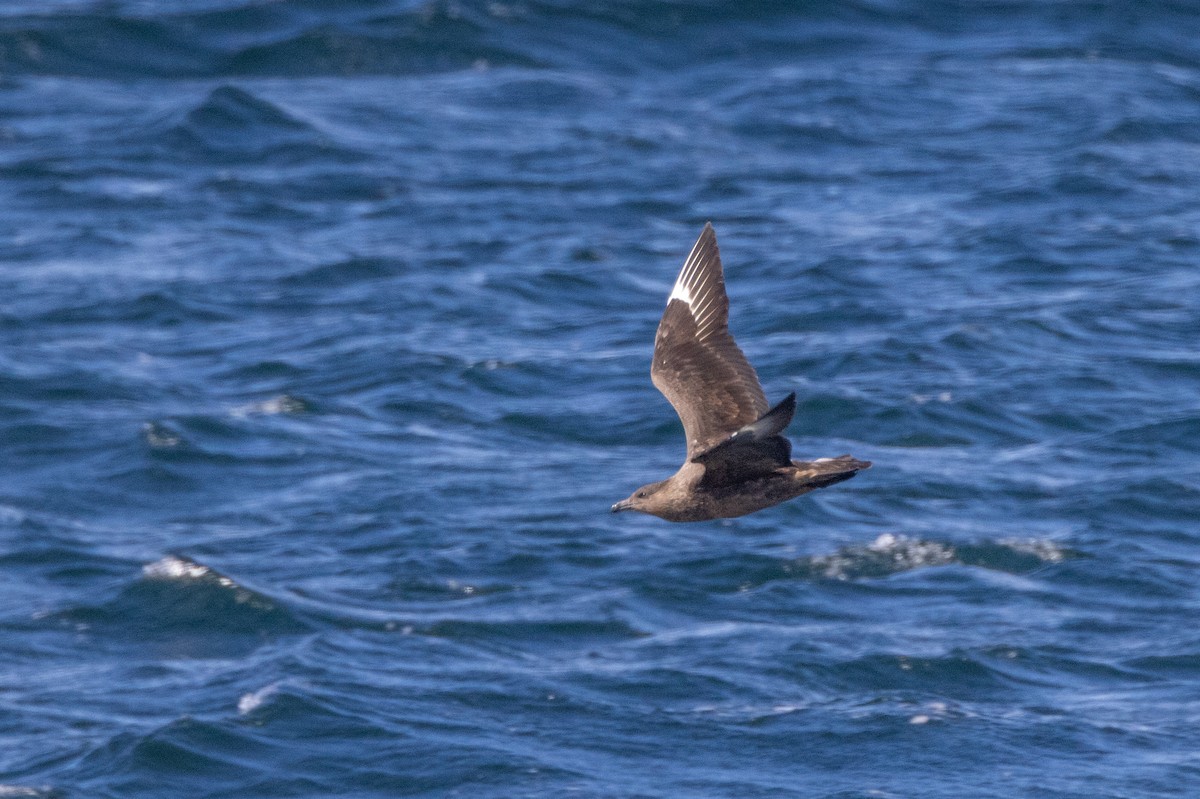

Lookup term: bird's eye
[636,491,647,498]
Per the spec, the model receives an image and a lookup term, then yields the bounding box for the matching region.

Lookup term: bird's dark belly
[684,473,812,521]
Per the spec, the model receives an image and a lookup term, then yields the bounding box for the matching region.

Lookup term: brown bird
[611,223,870,522]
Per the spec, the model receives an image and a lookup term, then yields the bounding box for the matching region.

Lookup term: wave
[807,533,1068,581]
[0,2,540,79]
[425,617,647,647]
[48,556,309,657]
[5,1,1196,80]
[0,787,59,798]
[665,534,1070,593]
[162,84,361,163]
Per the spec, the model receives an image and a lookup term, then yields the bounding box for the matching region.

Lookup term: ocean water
[2,1,1199,796]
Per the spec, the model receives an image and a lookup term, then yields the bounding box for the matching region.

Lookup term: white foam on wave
[908,701,952,726]
[865,533,957,563]
[811,533,957,580]
[809,533,1069,580]
[141,422,182,449]
[141,556,283,616]
[910,391,953,404]
[142,555,236,589]
[0,505,26,524]
[998,538,1068,563]
[238,682,281,715]
[230,394,306,418]
[143,555,209,580]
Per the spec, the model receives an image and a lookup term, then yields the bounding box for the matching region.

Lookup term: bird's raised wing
[650,223,769,461]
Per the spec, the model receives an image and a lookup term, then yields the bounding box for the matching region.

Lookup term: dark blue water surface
[3,1,1200,796]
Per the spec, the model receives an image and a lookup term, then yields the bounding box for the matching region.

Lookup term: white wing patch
[666,225,723,342]
[668,279,692,305]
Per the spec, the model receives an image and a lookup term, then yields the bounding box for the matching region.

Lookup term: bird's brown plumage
[612,223,870,522]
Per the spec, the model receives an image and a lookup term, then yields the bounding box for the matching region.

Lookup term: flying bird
[611,223,869,522]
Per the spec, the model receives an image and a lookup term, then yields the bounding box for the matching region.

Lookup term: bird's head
[610,479,670,516]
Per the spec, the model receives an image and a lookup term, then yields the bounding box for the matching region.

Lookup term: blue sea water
[2,0,1200,796]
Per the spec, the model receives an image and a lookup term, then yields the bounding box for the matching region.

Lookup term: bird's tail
[792,455,871,489]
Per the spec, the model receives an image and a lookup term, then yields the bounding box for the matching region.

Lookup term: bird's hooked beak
[610,499,633,513]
